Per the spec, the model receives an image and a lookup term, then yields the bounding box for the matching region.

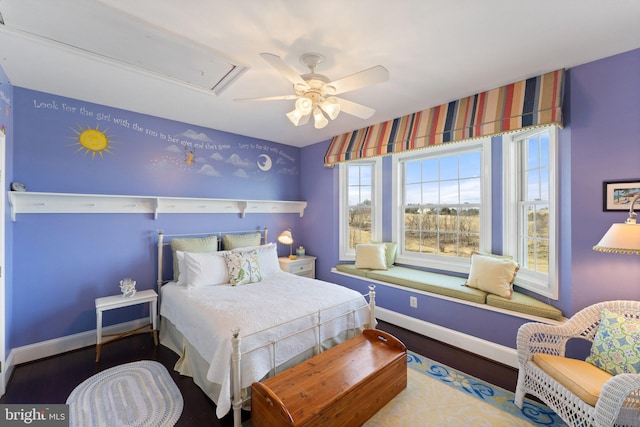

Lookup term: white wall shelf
[8,191,307,221]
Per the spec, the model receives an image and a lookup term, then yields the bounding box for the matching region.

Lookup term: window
[392,138,491,272]
[503,127,558,299]
[339,159,382,260]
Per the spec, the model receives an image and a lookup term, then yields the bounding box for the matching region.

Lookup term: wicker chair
[515,300,640,427]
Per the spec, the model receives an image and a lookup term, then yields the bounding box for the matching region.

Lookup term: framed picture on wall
[603,179,640,211]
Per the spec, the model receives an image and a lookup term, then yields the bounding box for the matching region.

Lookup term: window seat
[334,263,563,321]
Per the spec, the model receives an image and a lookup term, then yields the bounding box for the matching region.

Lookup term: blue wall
[8,88,305,349]
[4,47,640,357]
[299,48,640,351]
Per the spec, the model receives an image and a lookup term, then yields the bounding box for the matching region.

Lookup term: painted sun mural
[69,124,116,159]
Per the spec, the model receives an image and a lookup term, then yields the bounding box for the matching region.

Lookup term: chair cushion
[533,353,613,407]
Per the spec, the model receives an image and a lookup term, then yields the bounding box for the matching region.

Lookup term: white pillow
[175,251,187,286]
[232,243,280,278]
[465,252,519,299]
[183,251,230,287]
[355,243,388,270]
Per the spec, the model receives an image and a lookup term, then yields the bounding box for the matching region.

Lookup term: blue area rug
[406,351,566,426]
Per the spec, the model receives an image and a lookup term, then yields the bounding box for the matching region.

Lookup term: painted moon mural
[257,154,272,171]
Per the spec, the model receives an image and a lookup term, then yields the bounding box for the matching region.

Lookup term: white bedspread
[159,272,370,418]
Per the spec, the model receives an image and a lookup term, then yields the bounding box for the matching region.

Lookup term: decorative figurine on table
[119,278,137,297]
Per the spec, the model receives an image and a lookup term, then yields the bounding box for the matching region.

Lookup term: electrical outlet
[409,296,418,308]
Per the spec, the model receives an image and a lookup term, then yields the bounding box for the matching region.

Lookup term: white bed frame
[156,228,376,427]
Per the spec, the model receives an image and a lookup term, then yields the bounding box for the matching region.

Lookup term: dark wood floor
[0,320,519,426]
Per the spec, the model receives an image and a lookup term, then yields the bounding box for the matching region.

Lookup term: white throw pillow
[183,251,230,287]
[175,251,187,286]
[355,243,388,270]
[465,252,519,299]
[232,243,280,278]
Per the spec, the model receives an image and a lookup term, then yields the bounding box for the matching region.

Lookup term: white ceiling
[1,0,639,148]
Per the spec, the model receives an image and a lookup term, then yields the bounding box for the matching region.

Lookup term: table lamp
[278,229,296,259]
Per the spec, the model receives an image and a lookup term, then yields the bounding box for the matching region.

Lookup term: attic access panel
[0,0,247,94]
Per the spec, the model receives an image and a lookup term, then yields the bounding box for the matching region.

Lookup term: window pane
[404,230,421,252]
[405,161,421,184]
[459,207,480,233]
[459,152,481,178]
[440,156,458,180]
[422,158,439,182]
[405,183,422,205]
[527,137,539,169]
[460,177,481,203]
[422,181,439,204]
[535,205,549,238]
[401,146,483,261]
[421,232,437,254]
[526,170,540,201]
[459,233,479,257]
[540,134,549,167]
[440,181,459,204]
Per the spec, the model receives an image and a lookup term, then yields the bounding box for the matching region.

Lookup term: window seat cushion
[334,263,563,320]
[533,353,613,407]
[335,263,371,278]
[487,293,563,321]
[366,266,487,304]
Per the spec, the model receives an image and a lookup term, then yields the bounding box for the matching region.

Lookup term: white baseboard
[3,318,150,388]
[376,307,518,368]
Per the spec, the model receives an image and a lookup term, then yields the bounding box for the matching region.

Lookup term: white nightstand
[95,289,158,362]
[279,256,317,278]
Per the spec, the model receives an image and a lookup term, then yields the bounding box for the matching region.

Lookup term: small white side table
[95,289,158,362]
[279,256,317,278]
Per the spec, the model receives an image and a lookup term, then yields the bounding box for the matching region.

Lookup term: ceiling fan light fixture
[286,109,306,126]
[294,96,313,115]
[320,97,341,120]
[313,107,329,129]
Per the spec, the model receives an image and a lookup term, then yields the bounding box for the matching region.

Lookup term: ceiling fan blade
[234,94,298,102]
[328,65,389,95]
[260,53,308,88]
[337,98,376,119]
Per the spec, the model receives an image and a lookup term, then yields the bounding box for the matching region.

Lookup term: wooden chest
[250,329,407,427]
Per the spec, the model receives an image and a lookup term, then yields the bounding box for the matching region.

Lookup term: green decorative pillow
[222,232,262,250]
[223,250,262,286]
[586,308,640,375]
[170,235,218,281]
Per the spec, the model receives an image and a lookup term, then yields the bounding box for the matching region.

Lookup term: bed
[156,228,376,427]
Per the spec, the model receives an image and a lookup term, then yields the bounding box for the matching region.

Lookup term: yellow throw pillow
[465,252,519,299]
[355,243,387,270]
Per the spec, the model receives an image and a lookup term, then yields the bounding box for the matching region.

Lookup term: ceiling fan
[236,52,389,129]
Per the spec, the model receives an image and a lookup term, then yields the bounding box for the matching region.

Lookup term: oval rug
[66,360,183,427]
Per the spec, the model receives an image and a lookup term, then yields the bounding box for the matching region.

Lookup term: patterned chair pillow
[585,308,640,375]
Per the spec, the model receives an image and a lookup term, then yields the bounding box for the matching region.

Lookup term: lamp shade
[593,223,640,254]
[278,230,293,245]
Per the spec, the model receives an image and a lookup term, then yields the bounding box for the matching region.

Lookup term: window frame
[338,158,383,261]
[503,127,558,299]
[392,138,492,273]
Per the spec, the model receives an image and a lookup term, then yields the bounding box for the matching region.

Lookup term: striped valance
[324,69,565,166]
